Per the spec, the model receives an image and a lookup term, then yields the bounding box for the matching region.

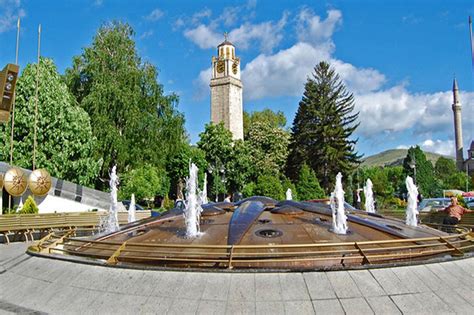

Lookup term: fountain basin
[28,197,474,271]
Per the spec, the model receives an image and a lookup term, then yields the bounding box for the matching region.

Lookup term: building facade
[210,38,244,140]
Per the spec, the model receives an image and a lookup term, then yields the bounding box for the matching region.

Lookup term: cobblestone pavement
[0,242,473,314]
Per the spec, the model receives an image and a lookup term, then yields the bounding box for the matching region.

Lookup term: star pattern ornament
[28,169,52,196]
[4,168,28,197]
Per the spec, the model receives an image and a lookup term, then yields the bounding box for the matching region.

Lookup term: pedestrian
[441,196,472,231]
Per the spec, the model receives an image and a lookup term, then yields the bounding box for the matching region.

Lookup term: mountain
[361,149,454,167]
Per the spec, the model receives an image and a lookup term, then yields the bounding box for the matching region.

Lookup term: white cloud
[0,0,25,33]
[297,9,342,46]
[139,30,153,40]
[192,8,212,24]
[355,89,474,138]
[184,24,221,49]
[93,0,103,6]
[228,12,288,53]
[145,8,164,22]
[420,139,454,156]
[241,42,331,99]
[188,6,474,149]
[183,8,287,53]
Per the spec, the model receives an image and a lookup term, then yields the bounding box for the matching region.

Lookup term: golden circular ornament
[4,168,28,197]
[28,169,52,196]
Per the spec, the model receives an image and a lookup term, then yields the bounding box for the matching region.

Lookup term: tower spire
[452,77,464,170]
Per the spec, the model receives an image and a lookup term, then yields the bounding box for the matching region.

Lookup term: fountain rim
[27,225,474,272]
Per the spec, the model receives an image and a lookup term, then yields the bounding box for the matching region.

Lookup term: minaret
[210,34,244,140]
[452,78,464,170]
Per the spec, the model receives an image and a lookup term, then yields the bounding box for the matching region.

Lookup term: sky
[1,0,474,158]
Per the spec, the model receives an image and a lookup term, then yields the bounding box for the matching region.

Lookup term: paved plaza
[0,242,473,314]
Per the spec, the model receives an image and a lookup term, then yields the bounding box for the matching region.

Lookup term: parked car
[121,200,145,211]
[417,198,451,212]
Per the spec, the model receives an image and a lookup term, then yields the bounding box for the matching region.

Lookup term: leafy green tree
[242,182,257,198]
[0,58,100,186]
[360,166,394,208]
[243,108,286,136]
[226,140,254,192]
[246,121,289,178]
[167,145,208,199]
[197,122,234,198]
[402,146,439,197]
[64,22,186,187]
[287,61,361,192]
[119,164,169,206]
[296,164,326,200]
[255,174,284,200]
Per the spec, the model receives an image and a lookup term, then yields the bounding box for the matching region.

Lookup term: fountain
[405,176,419,227]
[128,193,136,223]
[184,163,203,238]
[286,188,292,200]
[105,165,119,233]
[331,172,347,234]
[199,173,208,205]
[364,178,375,213]
[34,171,472,270]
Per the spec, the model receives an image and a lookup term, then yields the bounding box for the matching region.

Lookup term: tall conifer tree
[287,61,361,192]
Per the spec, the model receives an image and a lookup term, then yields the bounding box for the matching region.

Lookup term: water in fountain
[16,196,23,213]
[286,188,293,200]
[331,172,347,234]
[105,165,119,233]
[364,178,375,213]
[199,173,208,205]
[184,163,203,238]
[128,193,136,223]
[405,176,419,227]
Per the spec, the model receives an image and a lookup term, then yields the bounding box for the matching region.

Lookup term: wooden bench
[0,211,151,244]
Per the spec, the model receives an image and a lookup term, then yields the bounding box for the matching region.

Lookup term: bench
[0,210,151,244]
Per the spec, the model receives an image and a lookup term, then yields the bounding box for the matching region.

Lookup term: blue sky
[1,0,474,158]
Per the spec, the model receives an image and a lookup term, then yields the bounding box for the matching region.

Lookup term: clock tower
[210,35,244,140]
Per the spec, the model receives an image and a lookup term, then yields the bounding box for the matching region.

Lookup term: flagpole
[9,17,20,165]
[8,17,20,211]
[469,16,473,76]
[33,24,41,171]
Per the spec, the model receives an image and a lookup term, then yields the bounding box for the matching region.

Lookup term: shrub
[19,196,39,214]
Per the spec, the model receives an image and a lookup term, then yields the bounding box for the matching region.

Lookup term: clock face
[217,61,225,73]
[232,62,238,74]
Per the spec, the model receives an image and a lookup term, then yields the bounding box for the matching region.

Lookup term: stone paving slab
[0,243,473,314]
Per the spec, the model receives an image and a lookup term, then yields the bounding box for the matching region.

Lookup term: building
[209,35,244,140]
[452,78,474,175]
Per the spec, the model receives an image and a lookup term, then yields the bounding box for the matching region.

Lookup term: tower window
[226,47,230,58]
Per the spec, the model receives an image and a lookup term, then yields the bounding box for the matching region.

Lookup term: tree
[197,122,234,198]
[119,164,169,206]
[296,164,325,200]
[246,121,290,178]
[243,108,286,136]
[287,61,361,193]
[254,174,284,200]
[402,146,439,197]
[0,58,100,187]
[64,22,186,187]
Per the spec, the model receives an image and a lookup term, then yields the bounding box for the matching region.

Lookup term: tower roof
[218,32,234,47]
[218,39,234,47]
[453,78,459,91]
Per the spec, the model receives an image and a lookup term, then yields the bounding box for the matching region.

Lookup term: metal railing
[30,227,474,270]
